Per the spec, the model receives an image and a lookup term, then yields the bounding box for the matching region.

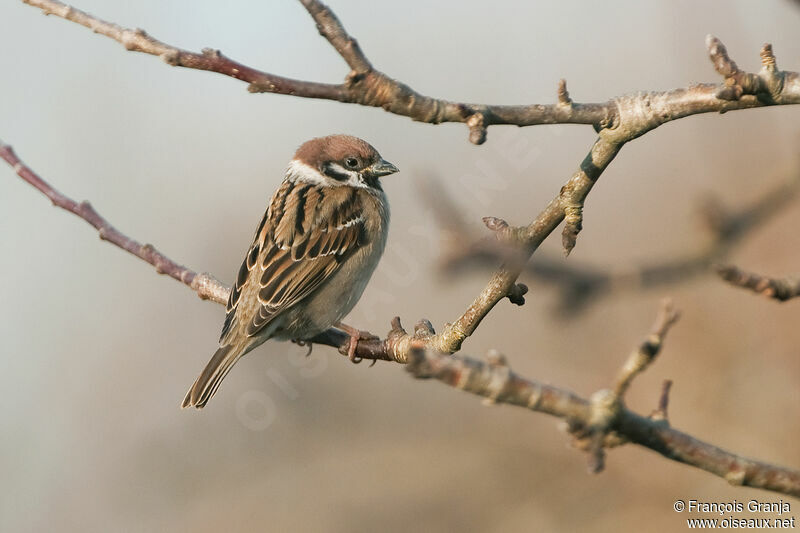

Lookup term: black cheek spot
[322,162,349,182]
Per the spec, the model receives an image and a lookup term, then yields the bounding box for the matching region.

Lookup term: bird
[182,135,398,409]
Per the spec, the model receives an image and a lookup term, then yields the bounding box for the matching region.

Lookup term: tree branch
[0,140,229,305]
[433,172,800,315]
[715,265,800,301]
[21,1,800,144]
[407,301,800,496]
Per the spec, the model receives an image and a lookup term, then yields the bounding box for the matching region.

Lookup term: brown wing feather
[220,212,265,340]
[220,182,365,344]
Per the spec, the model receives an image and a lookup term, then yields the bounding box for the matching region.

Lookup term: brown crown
[293,135,381,169]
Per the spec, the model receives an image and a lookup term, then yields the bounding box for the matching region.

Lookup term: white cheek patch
[286,160,327,185]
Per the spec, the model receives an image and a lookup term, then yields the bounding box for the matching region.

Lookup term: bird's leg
[335,322,379,364]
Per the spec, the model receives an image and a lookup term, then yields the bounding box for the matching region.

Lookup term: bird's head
[289,134,399,190]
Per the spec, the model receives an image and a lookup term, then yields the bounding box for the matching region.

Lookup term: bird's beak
[365,159,399,178]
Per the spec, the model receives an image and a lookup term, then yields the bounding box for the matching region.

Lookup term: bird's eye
[344,157,359,169]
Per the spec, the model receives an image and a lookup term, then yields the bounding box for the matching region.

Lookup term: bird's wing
[220,182,365,344]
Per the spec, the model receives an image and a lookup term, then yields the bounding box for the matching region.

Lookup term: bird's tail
[182,344,244,409]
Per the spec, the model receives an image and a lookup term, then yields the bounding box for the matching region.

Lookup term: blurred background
[1,1,799,531]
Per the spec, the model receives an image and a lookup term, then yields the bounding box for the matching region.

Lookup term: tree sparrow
[182,135,398,409]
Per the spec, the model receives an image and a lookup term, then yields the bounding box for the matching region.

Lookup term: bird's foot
[335,322,379,364]
[291,338,314,357]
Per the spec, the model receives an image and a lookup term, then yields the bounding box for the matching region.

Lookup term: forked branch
[405,301,800,496]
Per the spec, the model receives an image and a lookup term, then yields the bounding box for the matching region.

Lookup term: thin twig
[613,299,681,398]
[0,140,228,304]
[650,379,673,422]
[715,265,800,301]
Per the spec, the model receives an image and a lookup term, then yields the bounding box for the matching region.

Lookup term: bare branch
[297,0,372,73]
[434,174,800,315]
[406,307,800,497]
[0,140,228,304]
[616,409,800,497]
[715,265,800,301]
[21,0,345,101]
[575,299,679,473]
[613,299,681,398]
[429,136,623,351]
[21,1,800,144]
